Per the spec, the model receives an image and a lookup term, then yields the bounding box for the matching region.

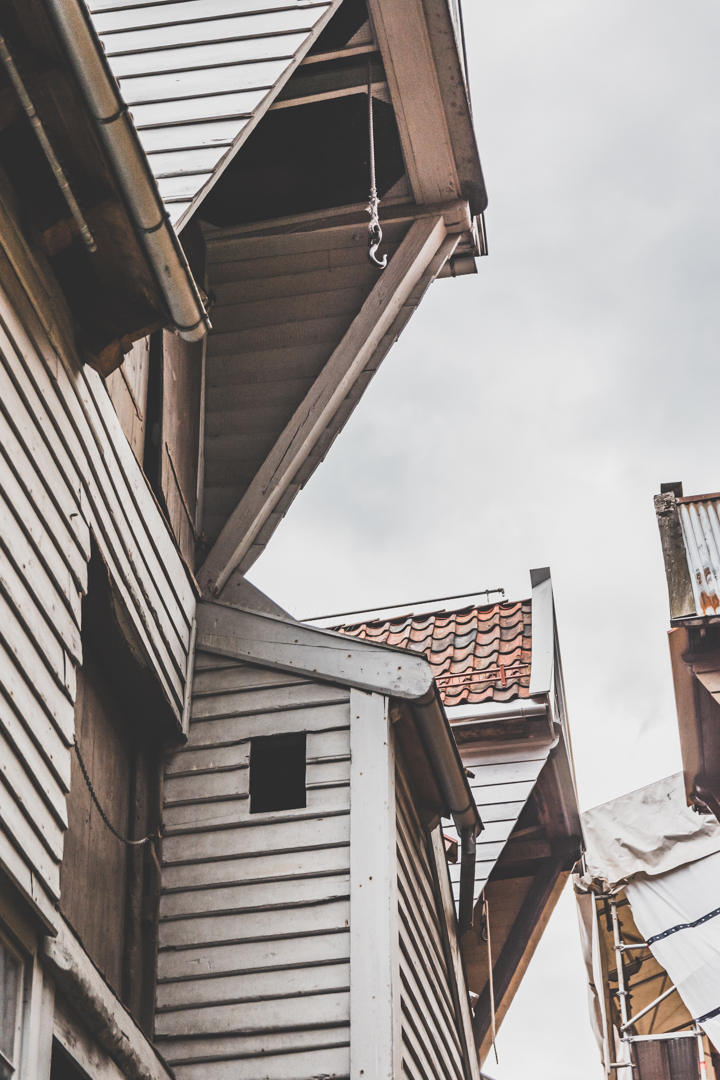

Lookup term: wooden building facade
[336,568,583,1067]
[0,0,494,1075]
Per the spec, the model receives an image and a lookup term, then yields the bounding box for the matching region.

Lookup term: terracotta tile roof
[335,600,532,707]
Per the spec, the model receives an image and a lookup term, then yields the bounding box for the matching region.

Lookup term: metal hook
[368,221,387,269]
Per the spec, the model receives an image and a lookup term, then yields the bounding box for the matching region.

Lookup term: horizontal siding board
[0,728,66,850]
[0,690,68,820]
[192,663,314,696]
[157,959,350,1009]
[0,449,83,619]
[206,314,355,356]
[210,285,373,334]
[0,601,74,740]
[191,684,349,722]
[0,647,72,785]
[162,842,349,892]
[163,810,349,863]
[0,301,188,709]
[0,777,60,897]
[0,542,75,690]
[164,783,349,831]
[158,927,349,983]
[166,742,250,776]
[213,260,399,306]
[160,872,350,919]
[103,7,328,52]
[154,988,349,1037]
[205,345,331,386]
[161,1028,349,1063]
[122,60,287,109]
[165,765,248,803]
[110,32,309,78]
[170,1044,349,1080]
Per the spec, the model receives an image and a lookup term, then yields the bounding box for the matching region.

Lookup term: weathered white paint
[349,688,397,1080]
[195,600,434,699]
[0,159,195,928]
[158,649,351,1079]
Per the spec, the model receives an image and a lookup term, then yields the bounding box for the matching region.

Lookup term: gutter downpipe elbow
[43,0,210,343]
[411,684,482,935]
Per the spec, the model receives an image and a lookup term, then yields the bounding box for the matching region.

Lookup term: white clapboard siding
[446,743,553,906]
[88,0,341,227]
[0,197,195,922]
[396,769,465,1080]
[157,650,351,1078]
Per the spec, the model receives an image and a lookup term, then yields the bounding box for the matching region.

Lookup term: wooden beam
[198,214,447,595]
[195,599,434,700]
[472,859,566,1058]
[349,689,397,1080]
[368,0,460,205]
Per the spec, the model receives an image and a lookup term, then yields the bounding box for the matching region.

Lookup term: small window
[0,934,24,1080]
[250,732,307,814]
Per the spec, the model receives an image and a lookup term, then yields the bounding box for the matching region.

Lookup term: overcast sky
[249,2,720,1076]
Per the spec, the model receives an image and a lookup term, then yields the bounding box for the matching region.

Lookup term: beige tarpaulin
[582,772,720,886]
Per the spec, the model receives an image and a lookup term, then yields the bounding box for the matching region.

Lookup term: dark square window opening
[250,732,307,814]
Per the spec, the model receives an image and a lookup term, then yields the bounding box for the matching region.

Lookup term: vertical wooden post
[350,689,397,1080]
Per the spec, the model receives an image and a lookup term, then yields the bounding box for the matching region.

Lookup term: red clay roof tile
[335,600,531,706]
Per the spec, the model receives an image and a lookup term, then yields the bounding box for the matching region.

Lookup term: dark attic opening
[250,732,307,814]
[199,0,406,227]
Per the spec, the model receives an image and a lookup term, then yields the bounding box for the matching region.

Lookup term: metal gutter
[411,684,482,933]
[446,698,548,724]
[42,0,210,342]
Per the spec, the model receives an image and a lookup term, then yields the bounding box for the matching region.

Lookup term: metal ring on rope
[367,57,386,270]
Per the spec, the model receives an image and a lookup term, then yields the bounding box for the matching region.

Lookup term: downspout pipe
[42,0,210,343]
[411,684,482,934]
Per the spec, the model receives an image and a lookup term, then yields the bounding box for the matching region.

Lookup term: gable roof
[89,0,341,227]
[335,600,532,707]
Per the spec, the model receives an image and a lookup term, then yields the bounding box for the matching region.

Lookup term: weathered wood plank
[161,872,350,920]
[0,689,69,818]
[164,781,349,831]
[157,926,349,983]
[211,285,374,335]
[0,599,75,738]
[163,810,349,864]
[0,726,66,849]
[162,842,350,893]
[0,646,72,781]
[0,540,77,688]
[166,742,250,777]
[155,988,349,1038]
[158,897,350,950]
[192,661,310,696]
[157,958,350,1009]
[187,706,349,749]
[170,1044,349,1080]
[0,779,60,897]
[195,602,434,699]
[191,682,350,723]
[0,447,84,615]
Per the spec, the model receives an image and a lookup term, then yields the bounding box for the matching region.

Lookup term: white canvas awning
[578,773,720,1055]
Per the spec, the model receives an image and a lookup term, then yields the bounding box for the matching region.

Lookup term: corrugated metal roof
[678,493,720,617]
[89,0,339,227]
[335,600,532,707]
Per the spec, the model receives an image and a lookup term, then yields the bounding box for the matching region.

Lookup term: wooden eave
[0,0,175,373]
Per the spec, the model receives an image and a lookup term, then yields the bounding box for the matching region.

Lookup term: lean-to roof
[89,0,340,227]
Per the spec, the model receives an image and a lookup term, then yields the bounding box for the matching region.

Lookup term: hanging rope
[73,737,154,846]
[367,58,387,270]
